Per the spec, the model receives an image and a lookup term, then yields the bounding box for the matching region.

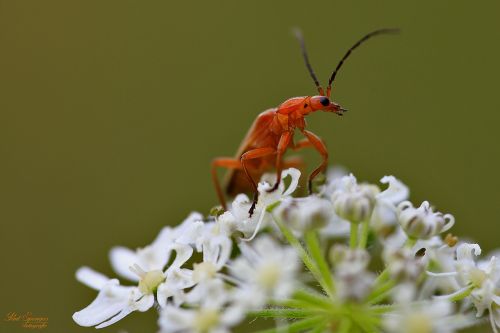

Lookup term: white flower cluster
[73,168,500,333]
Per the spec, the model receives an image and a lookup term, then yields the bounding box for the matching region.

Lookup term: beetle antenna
[326,28,400,97]
[293,28,324,95]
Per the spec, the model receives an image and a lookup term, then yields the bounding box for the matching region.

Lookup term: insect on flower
[212,28,399,216]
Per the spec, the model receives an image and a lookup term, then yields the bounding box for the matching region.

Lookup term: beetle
[212,28,398,216]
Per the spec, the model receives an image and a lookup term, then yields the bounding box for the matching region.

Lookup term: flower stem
[337,318,352,333]
[358,220,370,249]
[350,223,358,248]
[309,320,328,333]
[269,299,308,309]
[370,304,397,313]
[249,309,316,318]
[305,230,335,295]
[373,269,390,286]
[293,289,334,309]
[272,216,332,298]
[254,316,324,333]
[368,280,395,304]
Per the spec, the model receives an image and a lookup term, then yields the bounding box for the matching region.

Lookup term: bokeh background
[1,1,499,332]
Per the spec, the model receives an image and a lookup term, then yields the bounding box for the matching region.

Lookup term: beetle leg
[240,147,276,216]
[211,158,242,210]
[301,130,329,194]
[283,155,305,170]
[292,138,313,150]
[267,131,293,193]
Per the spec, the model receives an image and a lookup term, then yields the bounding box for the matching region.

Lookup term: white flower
[72,267,154,328]
[275,195,333,234]
[159,279,244,333]
[428,243,500,332]
[109,212,202,281]
[191,223,233,284]
[319,213,351,239]
[331,174,380,223]
[72,167,500,333]
[330,245,375,301]
[397,201,455,240]
[383,246,426,282]
[73,214,200,328]
[232,168,301,241]
[455,244,500,332]
[319,166,349,197]
[383,299,477,333]
[371,176,409,238]
[413,237,460,299]
[73,263,195,328]
[228,235,300,307]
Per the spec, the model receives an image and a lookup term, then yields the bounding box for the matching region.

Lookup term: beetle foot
[248,201,256,217]
[308,179,313,195]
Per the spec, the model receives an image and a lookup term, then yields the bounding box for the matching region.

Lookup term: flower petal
[202,236,232,269]
[457,243,482,261]
[167,243,194,271]
[377,176,409,204]
[109,246,141,282]
[72,279,140,327]
[152,226,174,248]
[157,269,195,308]
[95,294,154,329]
[282,168,301,197]
[76,266,110,290]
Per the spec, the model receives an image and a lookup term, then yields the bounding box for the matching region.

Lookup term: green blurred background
[1,1,499,332]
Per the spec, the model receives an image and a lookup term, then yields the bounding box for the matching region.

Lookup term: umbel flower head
[73,168,499,333]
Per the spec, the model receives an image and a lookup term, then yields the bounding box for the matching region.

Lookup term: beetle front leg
[240,147,276,216]
[267,131,293,193]
[301,130,329,194]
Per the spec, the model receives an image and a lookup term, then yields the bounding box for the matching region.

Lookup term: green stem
[272,216,332,297]
[249,309,316,318]
[310,320,328,333]
[352,313,379,333]
[269,299,309,309]
[293,289,333,309]
[370,304,397,313]
[254,316,324,333]
[350,223,358,248]
[337,318,351,333]
[367,280,395,304]
[305,230,335,295]
[373,269,390,286]
[358,220,370,249]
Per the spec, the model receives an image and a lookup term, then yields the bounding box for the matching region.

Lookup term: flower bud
[331,245,375,302]
[384,247,426,282]
[275,196,332,233]
[397,201,455,240]
[330,244,370,274]
[331,174,379,223]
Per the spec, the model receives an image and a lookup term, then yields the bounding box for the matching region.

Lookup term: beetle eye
[319,97,330,106]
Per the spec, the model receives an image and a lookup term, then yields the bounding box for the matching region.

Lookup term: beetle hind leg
[211,158,242,211]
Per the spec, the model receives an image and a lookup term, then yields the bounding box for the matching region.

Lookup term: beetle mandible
[212,28,398,216]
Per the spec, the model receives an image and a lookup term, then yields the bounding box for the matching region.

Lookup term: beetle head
[309,96,347,116]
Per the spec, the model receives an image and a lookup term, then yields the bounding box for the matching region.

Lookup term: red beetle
[212,29,398,215]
